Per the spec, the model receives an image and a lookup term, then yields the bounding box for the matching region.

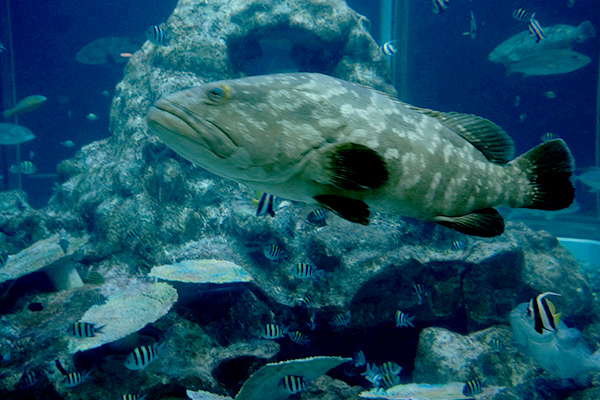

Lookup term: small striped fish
[451,240,464,251]
[20,371,38,388]
[145,25,169,46]
[489,339,505,352]
[379,361,402,376]
[68,322,104,338]
[288,331,310,345]
[122,395,147,400]
[124,344,161,370]
[282,375,306,394]
[395,310,415,328]
[261,323,286,339]
[59,230,69,254]
[290,263,322,279]
[330,310,351,327]
[263,244,282,261]
[462,379,482,396]
[413,283,428,305]
[299,294,316,308]
[307,208,328,226]
[91,293,107,306]
[528,17,546,43]
[512,8,534,22]
[63,371,91,388]
[379,373,400,390]
[85,271,104,285]
[0,251,8,268]
[9,161,36,174]
[71,249,85,262]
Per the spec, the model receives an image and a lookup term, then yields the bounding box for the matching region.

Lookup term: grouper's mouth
[147,98,236,159]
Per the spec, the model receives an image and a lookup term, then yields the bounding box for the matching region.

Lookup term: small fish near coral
[147,73,575,238]
[145,25,170,46]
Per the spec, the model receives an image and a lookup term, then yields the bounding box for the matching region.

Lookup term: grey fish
[0,123,35,145]
[147,73,575,237]
[506,49,590,76]
[489,21,596,64]
[76,37,141,65]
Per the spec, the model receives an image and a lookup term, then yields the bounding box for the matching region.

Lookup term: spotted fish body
[148,73,574,237]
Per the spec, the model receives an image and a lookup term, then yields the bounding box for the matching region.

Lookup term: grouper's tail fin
[511,139,575,210]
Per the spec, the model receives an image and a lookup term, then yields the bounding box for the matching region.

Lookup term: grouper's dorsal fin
[403,105,515,164]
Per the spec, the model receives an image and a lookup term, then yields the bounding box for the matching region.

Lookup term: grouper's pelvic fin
[433,208,505,237]
[314,194,370,225]
[511,139,575,210]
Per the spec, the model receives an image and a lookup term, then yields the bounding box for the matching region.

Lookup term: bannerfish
[2,95,47,118]
[528,291,561,334]
[506,49,590,76]
[380,40,399,56]
[147,73,575,237]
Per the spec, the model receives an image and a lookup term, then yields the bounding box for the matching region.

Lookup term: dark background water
[0,0,598,213]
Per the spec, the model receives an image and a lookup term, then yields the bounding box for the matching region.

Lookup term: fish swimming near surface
[0,123,35,145]
[148,73,575,237]
[489,20,596,64]
[462,11,476,39]
[431,0,449,14]
[76,37,141,65]
[2,95,47,118]
[506,49,590,76]
[145,25,169,46]
[509,301,600,379]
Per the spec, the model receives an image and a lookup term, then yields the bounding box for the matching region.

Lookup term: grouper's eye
[205,85,230,104]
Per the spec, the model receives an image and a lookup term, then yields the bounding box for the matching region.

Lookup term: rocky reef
[0,0,598,399]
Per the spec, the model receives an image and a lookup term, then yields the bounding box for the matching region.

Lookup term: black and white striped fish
[330,310,351,327]
[395,310,415,328]
[528,17,546,43]
[288,330,310,345]
[431,0,449,14]
[263,244,282,261]
[527,292,561,334]
[145,25,169,46]
[462,379,482,396]
[290,263,324,279]
[282,375,307,393]
[307,208,328,226]
[261,323,287,339]
[68,322,104,338]
[0,251,8,269]
[255,192,277,217]
[380,40,400,56]
[20,371,38,388]
[379,361,402,376]
[122,395,147,400]
[124,343,161,370]
[489,339,504,352]
[9,161,36,174]
[63,371,91,388]
[512,8,535,22]
[413,283,428,305]
[379,373,401,390]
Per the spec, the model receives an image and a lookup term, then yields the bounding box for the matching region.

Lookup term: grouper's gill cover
[147,73,575,237]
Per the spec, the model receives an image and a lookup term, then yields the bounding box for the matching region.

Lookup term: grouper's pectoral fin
[314,195,370,225]
[433,208,505,237]
[317,143,389,191]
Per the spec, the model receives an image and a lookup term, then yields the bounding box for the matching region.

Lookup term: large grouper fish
[147,73,575,237]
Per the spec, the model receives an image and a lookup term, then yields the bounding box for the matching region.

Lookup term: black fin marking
[314,195,370,225]
[511,139,575,210]
[404,106,515,164]
[433,208,505,237]
[325,143,388,190]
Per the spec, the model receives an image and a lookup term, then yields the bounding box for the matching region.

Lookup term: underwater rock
[358,382,505,399]
[67,281,177,353]
[0,232,89,291]
[509,302,600,380]
[187,356,350,400]
[149,259,254,284]
[413,326,529,387]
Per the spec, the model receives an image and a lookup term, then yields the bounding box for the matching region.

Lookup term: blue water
[1,0,598,210]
